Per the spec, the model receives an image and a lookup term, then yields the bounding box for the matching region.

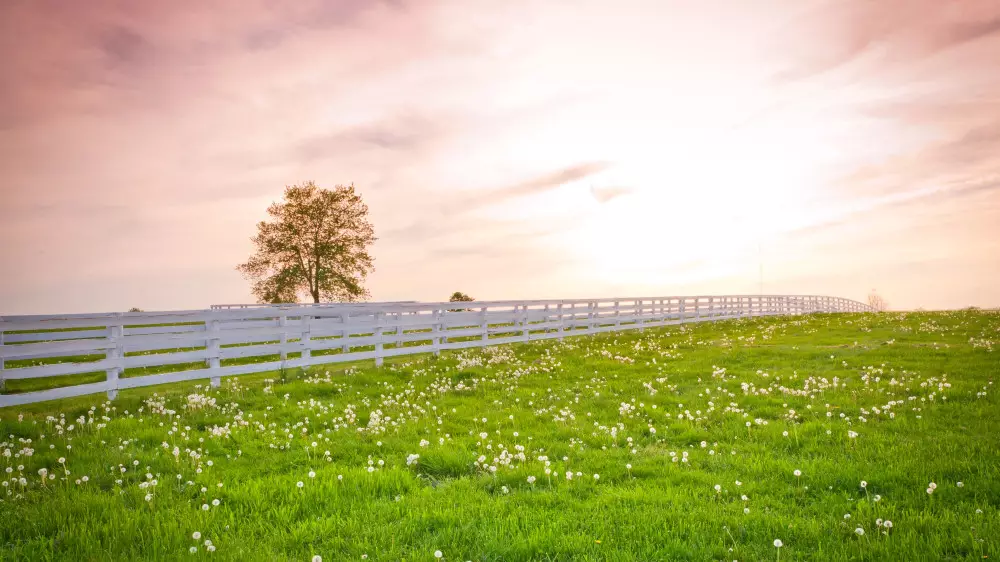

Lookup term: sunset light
[2,0,998,312]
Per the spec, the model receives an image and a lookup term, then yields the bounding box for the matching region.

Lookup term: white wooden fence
[0,294,869,408]
[209,301,418,310]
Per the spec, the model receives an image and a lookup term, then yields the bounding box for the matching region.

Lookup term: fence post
[208,317,221,387]
[374,311,384,367]
[679,298,686,323]
[0,329,5,392]
[637,299,644,332]
[301,314,312,363]
[278,312,288,362]
[521,305,529,341]
[440,308,450,348]
[557,303,565,340]
[396,312,404,351]
[614,300,621,331]
[341,313,350,354]
[481,306,489,343]
[432,308,441,356]
[106,314,123,400]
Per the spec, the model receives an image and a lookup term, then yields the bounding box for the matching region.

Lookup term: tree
[867,289,888,312]
[127,307,143,313]
[237,182,376,304]
[448,291,475,312]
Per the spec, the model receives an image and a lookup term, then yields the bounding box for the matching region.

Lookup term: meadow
[1,310,997,561]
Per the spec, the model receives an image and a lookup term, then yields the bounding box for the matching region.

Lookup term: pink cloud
[1,0,998,313]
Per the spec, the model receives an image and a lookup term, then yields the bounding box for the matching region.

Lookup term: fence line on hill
[209,301,419,310]
[0,294,870,408]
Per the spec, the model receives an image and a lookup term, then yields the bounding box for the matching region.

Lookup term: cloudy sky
[2,0,999,314]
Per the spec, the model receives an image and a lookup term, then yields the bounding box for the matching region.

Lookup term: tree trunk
[312,291,320,303]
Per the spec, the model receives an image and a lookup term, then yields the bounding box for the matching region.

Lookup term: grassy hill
[1,311,998,560]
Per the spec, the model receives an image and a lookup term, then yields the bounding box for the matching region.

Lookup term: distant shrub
[867,290,888,312]
[448,292,475,312]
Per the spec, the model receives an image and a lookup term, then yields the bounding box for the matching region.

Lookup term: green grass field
[1,311,998,561]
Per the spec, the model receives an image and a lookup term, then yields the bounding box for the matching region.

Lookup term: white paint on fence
[0,294,870,407]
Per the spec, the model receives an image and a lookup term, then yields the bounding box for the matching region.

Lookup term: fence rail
[0,294,869,408]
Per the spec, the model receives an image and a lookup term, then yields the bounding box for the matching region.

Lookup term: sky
[1,0,999,314]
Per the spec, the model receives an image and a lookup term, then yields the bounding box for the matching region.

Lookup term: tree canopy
[237,182,376,304]
[448,291,475,302]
